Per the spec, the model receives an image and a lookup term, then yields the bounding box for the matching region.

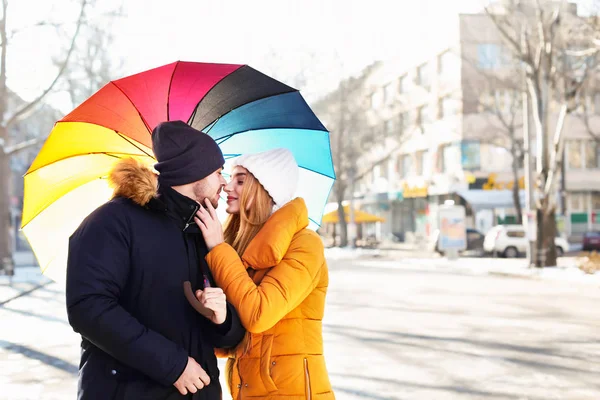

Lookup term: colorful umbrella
[22,61,335,283]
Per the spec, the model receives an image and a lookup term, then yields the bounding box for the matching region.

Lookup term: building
[314,1,600,243]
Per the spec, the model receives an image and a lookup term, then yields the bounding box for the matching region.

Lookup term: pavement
[2,250,600,399]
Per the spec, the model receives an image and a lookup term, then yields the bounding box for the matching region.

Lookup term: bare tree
[485,0,598,267]
[474,84,525,223]
[314,75,371,247]
[63,21,124,109]
[0,0,88,274]
[0,0,123,274]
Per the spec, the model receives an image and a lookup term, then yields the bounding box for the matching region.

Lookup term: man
[66,120,245,399]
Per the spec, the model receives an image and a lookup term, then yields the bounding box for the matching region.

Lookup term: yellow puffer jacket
[206,198,334,400]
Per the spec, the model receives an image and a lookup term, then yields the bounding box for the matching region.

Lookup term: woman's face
[224,166,248,215]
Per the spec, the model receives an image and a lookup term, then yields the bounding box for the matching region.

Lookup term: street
[1,254,600,400]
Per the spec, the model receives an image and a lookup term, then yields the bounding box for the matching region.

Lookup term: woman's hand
[194,198,224,251]
[195,287,227,325]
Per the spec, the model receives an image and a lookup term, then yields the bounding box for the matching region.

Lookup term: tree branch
[4,137,44,156]
[485,6,522,55]
[5,0,88,129]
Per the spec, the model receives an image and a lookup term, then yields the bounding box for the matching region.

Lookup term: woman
[194,148,335,399]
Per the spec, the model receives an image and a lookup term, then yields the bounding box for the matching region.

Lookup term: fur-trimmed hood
[108,158,159,206]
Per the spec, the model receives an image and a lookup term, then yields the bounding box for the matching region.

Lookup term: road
[1,256,599,399]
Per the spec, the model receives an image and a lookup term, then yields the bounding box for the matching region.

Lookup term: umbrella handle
[183,281,215,319]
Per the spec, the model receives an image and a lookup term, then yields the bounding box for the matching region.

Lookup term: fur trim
[108,158,158,206]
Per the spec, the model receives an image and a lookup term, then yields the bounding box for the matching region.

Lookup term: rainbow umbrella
[22,61,335,283]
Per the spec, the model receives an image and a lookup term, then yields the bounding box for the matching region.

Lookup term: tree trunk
[511,153,523,224]
[0,127,13,274]
[535,204,558,267]
[336,191,348,248]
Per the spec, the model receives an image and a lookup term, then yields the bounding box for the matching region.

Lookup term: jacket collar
[108,158,200,233]
[153,187,201,233]
[242,198,309,269]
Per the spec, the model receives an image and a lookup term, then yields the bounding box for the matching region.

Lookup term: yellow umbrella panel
[321,205,385,224]
[22,121,155,283]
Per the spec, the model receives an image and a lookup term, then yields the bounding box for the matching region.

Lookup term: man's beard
[193,182,219,208]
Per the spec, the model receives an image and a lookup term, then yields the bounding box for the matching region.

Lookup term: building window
[417,63,430,89]
[422,150,431,176]
[461,141,481,170]
[402,154,412,178]
[398,75,407,94]
[371,90,383,109]
[418,105,432,127]
[567,140,583,169]
[439,96,456,119]
[477,44,503,70]
[586,141,599,169]
[442,144,460,173]
[379,161,389,179]
[384,119,395,136]
[416,151,425,175]
[594,93,600,114]
[373,164,381,184]
[569,192,586,211]
[400,111,410,134]
[438,50,457,77]
[592,192,600,210]
[384,83,395,105]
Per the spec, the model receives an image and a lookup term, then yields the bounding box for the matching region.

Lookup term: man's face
[192,168,226,208]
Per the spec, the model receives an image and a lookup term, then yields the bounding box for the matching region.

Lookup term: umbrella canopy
[321,205,385,224]
[22,61,334,282]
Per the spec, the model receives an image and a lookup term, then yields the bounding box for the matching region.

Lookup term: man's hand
[195,287,227,325]
[173,357,211,395]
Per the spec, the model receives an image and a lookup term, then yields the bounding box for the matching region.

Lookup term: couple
[65,121,334,399]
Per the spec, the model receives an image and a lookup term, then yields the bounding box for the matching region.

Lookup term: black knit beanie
[151,121,225,186]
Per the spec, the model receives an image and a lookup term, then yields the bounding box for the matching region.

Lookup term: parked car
[582,231,600,251]
[483,225,569,258]
[434,228,485,256]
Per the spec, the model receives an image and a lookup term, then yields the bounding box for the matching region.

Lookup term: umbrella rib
[116,132,154,158]
[24,152,155,177]
[213,127,330,143]
[186,65,246,128]
[197,89,301,133]
[166,61,181,121]
[110,82,153,133]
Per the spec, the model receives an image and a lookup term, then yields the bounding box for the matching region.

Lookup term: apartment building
[315,1,600,242]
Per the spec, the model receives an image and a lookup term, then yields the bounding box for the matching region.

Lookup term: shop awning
[321,205,385,224]
[457,189,525,211]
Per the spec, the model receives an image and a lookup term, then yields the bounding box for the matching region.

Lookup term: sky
[5,0,494,112]
[7,0,600,112]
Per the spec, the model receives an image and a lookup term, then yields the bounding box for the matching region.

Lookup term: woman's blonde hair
[223,169,274,255]
[222,169,274,359]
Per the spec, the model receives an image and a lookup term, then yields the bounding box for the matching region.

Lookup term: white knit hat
[233,148,299,211]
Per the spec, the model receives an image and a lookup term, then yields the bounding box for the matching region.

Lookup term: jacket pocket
[304,358,312,400]
[260,334,278,392]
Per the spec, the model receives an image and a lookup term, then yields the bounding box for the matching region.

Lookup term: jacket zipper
[183,204,200,231]
[303,358,312,400]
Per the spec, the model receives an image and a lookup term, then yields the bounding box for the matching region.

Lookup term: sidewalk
[0,251,50,306]
[324,247,600,286]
